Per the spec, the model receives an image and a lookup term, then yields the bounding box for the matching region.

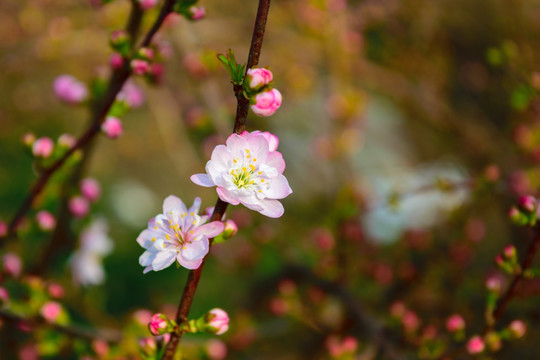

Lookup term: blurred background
[1,0,540,358]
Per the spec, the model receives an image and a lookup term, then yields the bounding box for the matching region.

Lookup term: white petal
[266,152,286,173]
[163,195,187,215]
[191,221,225,239]
[177,255,203,270]
[263,175,293,199]
[188,197,202,214]
[182,238,209,261]
[257,199,284,218]
[137,229,157,249]
[216,187,241,205]
[152,251,176,271]
[139,250,156,266]
[191,174,215,187]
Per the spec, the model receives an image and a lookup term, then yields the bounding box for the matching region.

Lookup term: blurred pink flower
[109,52,123,69]
[58,133,76,148]
[251,88,282,117]
[117,80,145,108]
[19,343,38,360]
[32,137,54,158]
[101,116,123,139]
[191,131,292,218]
[80,178,101,203]
[207,308,229,335]
[188,6,206,20]
[206,339,227,360]
[134,309,153,325]
[40,301,62,323]
[0,287,9,303]
[138,0,158,10]
[36,210,56,231]
[131,59,150,75]
[69,196,90,218]
[246,67,273,90]
[48,282,65,298]
[3,252,22,277]
[467,335,485,354]
[509,320,527,338]
[53,75,88,104]
[446,314,465,332]
[138,196,225,272]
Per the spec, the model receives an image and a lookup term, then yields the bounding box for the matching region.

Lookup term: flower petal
[182,237,209,260]
[163,195,187,215]
[266,151,285,173]
[188,197,202,214]
[263,175,293,199]
[257,199,284,218]
[216,187,241,205]
[139,250,156,267]
[177,255,203,270]
[137,229,158,248]
[190,174,215,187]
[191,221,225,239]
[151,250,176,271]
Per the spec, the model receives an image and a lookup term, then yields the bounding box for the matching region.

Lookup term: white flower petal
[163,195,187,215]
[191,174,215,187]
[182,238,209,261]
[263,175,293,199]
[139,250,156,266]
[257,199,284,218]
[177,255,203,270]
[216,187,241,205]
[190,221,225,240]
[151,250,176,271]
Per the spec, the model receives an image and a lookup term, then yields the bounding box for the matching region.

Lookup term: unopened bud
[131,59,150,75]
[101,117,123,139]
[485,332,501,352]
[446,314,465,332]
[36,211,56,231]
[68,196,90,218]
[32,137,54,158]
[109,53,124,69]
[518,195,537,213]
[188,6,206,20]
[503,245,517,260]
[486,275,501,293]
[508,320,527,338]
[148,313,174,336]
[138,47,155,61]
[205,308,229,335]
[22,133,36,147]
[466,335,485,354]
[222,220,238,239]
[508,206,528,226]
[58,134,76,148]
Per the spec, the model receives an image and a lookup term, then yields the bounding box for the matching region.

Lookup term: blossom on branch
[251,88,282,117]
[138,196,225,272]
[191,131,292,218]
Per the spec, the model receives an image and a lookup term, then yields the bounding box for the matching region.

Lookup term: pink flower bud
[148,313,170,336]
[486,275,502,293]
[109,53,124,69]
[138,0,158,10]
[3,253,22,277]
[101,117,123,139]
[138,47,155,60]
[188,6,206,20]
[40,301,62,323]
[48,283,65,298]
[53,75,88,104]
[509,320,527,338]
[0,287,9,303]
[246,68,273,91]
[207,308,229,335]
[250,130,279,151]
[0,221,7,237]
[80,178,101,203]
[222,220,238,238]
[139,337,156,351]
[131,59,150,75]
[58,134,76,148]
[206,339,227,360]
[117,80,145,108]
[150,63,165,84]
[495,254,504,267]
[92,339,109,357]
[36,211,56,231]
[503,245,517,259]
[466,335,485,354]
[519,195,537,212]
[446,314,465,332]
[402,310,420,332]
[22,133,36,147]
[110,30,128,46]
[32,137,54,158]
[251,88,282,117]
[68,196,90,218]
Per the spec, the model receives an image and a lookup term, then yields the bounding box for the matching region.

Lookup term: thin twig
[161,1,273,359]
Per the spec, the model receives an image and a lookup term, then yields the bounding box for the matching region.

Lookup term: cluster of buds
[508,195,537,226]
[495,245,521,275]
[245,68,282,117]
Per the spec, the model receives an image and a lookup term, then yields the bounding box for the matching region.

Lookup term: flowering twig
[0,308,122,343]
[161,1,272,358]
[1,0,176,246]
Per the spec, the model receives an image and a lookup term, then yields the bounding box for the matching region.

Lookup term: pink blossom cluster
[245,68,282,117]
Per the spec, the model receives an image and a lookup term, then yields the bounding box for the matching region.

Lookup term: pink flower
[0,287,9,303]
[207,308,229,335]
[246,68,273,90]
[109,53,124,69]
[101,116,123,138]
[148,313,170,336]
[188,6,206,20]
[509,320,527,338]
[191,131,292,218]
[467,335,485,354]
[131,59,150,75]
[80,178,101,203]
[402,310,420,331]
[117,80,145,108]
[134,309,153,325]
[3,252,22,277]
[69,196,90,218]
[138,0,158,10]
[32,137,54,158]
[206,339,227,360]
[138,196,225,272]
[58,134,76,148]
[36,210,56,231]
[53,75,88,104]
[48,283,65,298]
[40,301,62,323]
[251,88,282,117]
[446,314,465,332]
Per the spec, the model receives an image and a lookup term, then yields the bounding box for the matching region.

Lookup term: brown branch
[0,309,122,343]
[161,1,273,359]
[1,0,176,247]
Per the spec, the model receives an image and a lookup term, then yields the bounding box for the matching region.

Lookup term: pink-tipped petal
[191,174,215,187]
[163,195,187,214]
[182,238,209,261]
[152,251,176,271]
[216,187,241,205]
[177,255,203,270]
[264,175,293,199]
[191,221,225,239]
[257,199,285,218]
[266,151,286,173]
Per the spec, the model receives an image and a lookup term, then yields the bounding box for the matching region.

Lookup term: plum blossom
[191,131,292,218]
[137,196,225,272]
[53,75,88,104]
[71,219,114,286]
[251,88,282,117]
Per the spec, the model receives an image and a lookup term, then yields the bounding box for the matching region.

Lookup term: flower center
[231,165,256,189]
